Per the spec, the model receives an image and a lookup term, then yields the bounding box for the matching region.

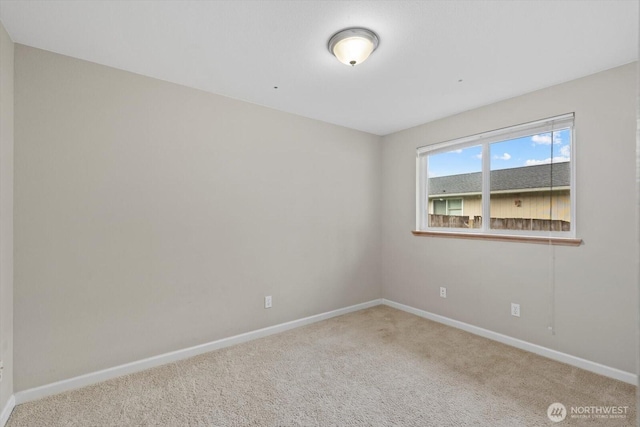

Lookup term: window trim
[416,113,577,239]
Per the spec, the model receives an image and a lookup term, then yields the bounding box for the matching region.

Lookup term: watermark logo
[546,403,629,422]
[547,403,567,423]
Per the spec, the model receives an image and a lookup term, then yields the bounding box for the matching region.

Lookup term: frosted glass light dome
[328,28,379,67]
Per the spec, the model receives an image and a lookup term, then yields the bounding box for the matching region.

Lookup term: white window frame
[416,113,576,238]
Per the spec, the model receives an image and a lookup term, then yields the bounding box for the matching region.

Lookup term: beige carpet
[7,306,636,426]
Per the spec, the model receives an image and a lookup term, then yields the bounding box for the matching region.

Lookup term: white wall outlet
[439,287,447,298]
[264,295,272,309]
[511,303,520,317]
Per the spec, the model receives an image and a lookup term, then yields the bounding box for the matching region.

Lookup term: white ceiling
[0,1,637,135]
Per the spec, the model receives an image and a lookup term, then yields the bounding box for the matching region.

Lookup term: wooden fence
[429,215,570,231]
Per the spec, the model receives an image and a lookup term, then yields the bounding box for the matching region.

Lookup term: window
[433,198,462,216]
[416,114,575,238]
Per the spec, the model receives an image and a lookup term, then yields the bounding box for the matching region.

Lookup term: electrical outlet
[511,303,520,317]
[440,287,447,298]
[264,296,272,309]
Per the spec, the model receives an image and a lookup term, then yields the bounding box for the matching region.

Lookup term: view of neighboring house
[427,162,570,229]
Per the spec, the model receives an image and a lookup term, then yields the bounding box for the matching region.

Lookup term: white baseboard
[13,297,636,408]
[14,299,382,405]
[382,299,637,385]
[0,395,15,427]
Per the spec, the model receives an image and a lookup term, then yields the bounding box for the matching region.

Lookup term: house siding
[428,190,570,222]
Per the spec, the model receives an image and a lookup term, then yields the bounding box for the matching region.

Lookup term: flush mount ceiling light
[328,28,379,67]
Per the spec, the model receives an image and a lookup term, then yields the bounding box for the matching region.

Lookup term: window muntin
[417,114,575,238]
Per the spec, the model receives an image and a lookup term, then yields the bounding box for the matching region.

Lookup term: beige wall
[0,21,14,412]
[14,45,382,391]
[381,63,638,373]
[0,23,13,411]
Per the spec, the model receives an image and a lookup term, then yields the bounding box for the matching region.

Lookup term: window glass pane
[433,199,446,215]
[427,146,482,229]
[489,129,571,232]
[447,199,462,216]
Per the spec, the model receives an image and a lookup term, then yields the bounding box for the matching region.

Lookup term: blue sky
[427,129,571,178]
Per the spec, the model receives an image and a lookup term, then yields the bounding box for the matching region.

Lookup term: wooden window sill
[411,230,582,246]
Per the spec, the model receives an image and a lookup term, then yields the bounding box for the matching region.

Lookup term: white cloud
[559,145,570,157]
[531,133,562,145]
[475,153,482,159]
[524,156,570,166]
[531,134,551,144]
[452,149,463,154]
[494,152,511,161]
